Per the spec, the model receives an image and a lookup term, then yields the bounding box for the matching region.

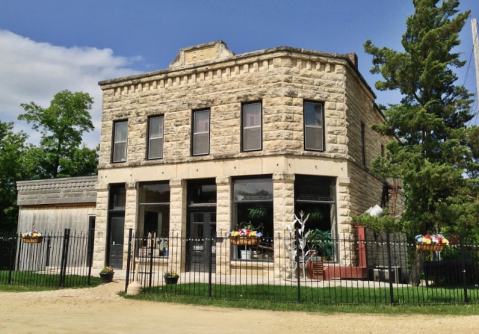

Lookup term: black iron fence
[125,229,479,305]
[0,229,95,288]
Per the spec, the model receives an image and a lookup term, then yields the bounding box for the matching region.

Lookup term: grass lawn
[0,270,103,292]
[121,283,479,315]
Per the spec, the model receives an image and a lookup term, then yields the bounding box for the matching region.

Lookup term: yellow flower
[442,238,449,245]
[249,231,257,237]
[231,231,239,237]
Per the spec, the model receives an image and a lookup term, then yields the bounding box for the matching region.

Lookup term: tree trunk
[409,249,425,286]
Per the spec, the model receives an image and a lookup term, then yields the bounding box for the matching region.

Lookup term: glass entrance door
[187,212,216,272]
[108,216,124,269]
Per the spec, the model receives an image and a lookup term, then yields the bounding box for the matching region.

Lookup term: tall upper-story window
[192,109,210,156]
[304,101,324,151]
[361,122,366,167]
[112,120,128,162]
[242,102,262,152]
[148,116,164,159]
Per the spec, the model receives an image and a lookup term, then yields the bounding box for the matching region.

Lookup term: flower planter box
[22,237,43,244]
[416,243,445,251]
[99,272,114,283]
[164,276,179,285]
[230,236,260,246]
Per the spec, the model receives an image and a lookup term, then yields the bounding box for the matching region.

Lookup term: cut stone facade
[93,41,398,274]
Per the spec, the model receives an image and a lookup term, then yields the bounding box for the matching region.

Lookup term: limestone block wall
[98,48,355,170]
[344,69,389,168]
[272,173,295,278]
[169,179,186,272]
[122,182,137,268]
[216,177,231,275]
[93,185,108,269]
[348,162,385,217]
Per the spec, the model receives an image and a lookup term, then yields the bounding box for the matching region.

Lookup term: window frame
[303,100,325,152]
[112,120,128,163]
[137,182,171,257]
[232,175,274,262]
[241,101,262,152]
[361,122,366,167]
[147,115,164,160]
[191,109,210,156]
[294,175,337,262]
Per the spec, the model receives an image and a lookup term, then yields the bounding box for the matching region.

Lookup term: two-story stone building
[91,40,394,274]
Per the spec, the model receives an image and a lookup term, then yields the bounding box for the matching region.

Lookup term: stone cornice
[98,45,374,99]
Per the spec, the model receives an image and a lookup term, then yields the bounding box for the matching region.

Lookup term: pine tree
[364,0,479,285]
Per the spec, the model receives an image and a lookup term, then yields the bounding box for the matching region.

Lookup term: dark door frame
[107,214,125,269]
[186,209,216,272]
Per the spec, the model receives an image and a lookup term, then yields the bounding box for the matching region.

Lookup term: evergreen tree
[364,0,478,284]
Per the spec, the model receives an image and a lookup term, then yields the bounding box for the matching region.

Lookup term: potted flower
[229,222,263,246]
[164,270,179,285]
[415,234,449,251]
[99,266,114,283]
[21,230,43,244]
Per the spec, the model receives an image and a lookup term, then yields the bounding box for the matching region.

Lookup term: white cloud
[0,29,140,147]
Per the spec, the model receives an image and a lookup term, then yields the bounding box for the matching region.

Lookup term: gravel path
[1,279,479,333]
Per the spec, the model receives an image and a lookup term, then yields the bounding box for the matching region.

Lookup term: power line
[462,46,474,86]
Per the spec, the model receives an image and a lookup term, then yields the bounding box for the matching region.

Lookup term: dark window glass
[361,123,366,167]
[233,178,273,202]
[138,182,171,256]
[232,176,274,261]
[304,101,324,151]
[294,175,337,261]
[110,185,126,210]
[295,175,334,202]
[140,183,170,203]
[148,116,164,159]
[138,206,170,239]
[113,121,128,162]
[192,109,210,155]
[242,102,262,151]
[188,182,217,205]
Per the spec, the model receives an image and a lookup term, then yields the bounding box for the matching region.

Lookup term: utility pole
[472,19,479,111]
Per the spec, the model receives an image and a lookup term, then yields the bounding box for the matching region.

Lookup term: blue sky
[0,0,477,147]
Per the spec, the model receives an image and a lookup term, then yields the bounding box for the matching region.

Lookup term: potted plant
[99,266,114,283]
[21,230,44,244]
[307,229,334,260]
[415,234,449,251]
[164,270,179,284]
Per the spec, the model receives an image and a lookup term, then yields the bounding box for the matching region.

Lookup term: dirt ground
[1,280,479,334]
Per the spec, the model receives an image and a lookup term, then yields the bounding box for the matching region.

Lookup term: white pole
[472,19,479,113]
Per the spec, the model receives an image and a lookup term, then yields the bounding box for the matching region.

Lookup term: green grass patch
[120,283,479,315]
[0,270,103,292]
[121,290,479,315]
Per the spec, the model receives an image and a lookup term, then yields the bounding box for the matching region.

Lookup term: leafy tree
[0,121,34,232]
[19,90,95,178]
[58,144,99,177]
[364,0,478,284]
